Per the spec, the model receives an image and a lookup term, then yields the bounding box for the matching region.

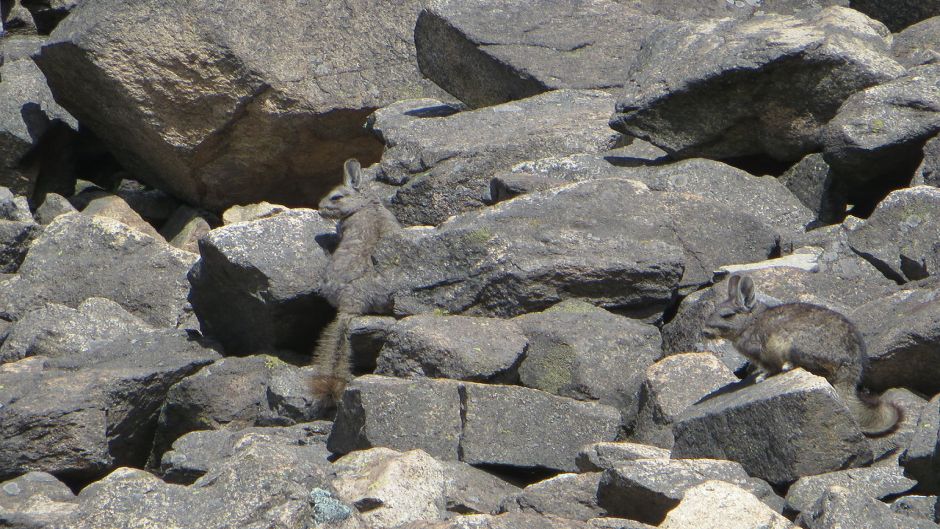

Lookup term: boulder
[623,0,848,20]
[188,209,334,354]
[370,91,621,226]
[0,471,77,528]
[0,297,151,363]
[850,0,940,32]
[0,216,40,273]
[159,422,333,485]
[151,355,328,463]
[671,369,874,485]
[501,473,605,521]
[575,442,670,472]
[631,352,736,448]
[512,300,662,416]
[81,193,163,239]
[891,496,939,523]
[460,382,622,472]
[376,314,527,382]
[415,0,664,107]
[17,0,80,34]
[847,187,940,283]
[221,201,288,225]
[404,511,595,529]
[901,394,940,493]
[0,213,195,327]
[596,458,782,524]
[778,153,845,227]
[34,0,448,211]
[377,178,778,321]
[1,0,37,34]
[797,486,940,529]
[659,481,793,529]
[610,6,903,162]
[160,205,213,254]
[0,329,220,482]
[34,191,76,225]
[824,65,940,192]
[785,465,917,515]
[440,460,521,516]
[916,136,940,187]
[892,17,940,68]
[852,283,940,393]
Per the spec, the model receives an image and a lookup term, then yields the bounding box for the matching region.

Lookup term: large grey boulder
[847,187,940,283]
[34,0,448,212]
[512,300,662,416]
[659,481,793,529]
[440,459,521,516]
[151,355,328,464]
[0,213,196,327]
[415,0,664,107]
[671,369,874,485]
[893,17,940,68]
[0,329,220,482]
[17,0,81,34]
[377,178,778,321]
[0,471,77,528]
[188,209,334,355]
[852,283,940,393]
[916,136,940,187]
[778,153,845,227]
[610,7,904,162]
[376,314,527,382]
[785,465,917,515]
[501,473,606,521]
[824,65,940,189]
[596,458,782,525]
[0,47,75,195]
[901,394,940,492]
[850,0,940,32]
[370,91,621,226]
[797,486,940,529]
[81,193,163,240]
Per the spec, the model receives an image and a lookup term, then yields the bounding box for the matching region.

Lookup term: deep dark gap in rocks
[844,161,921,219]
[19,0,72,35]
[722,154,793,177]
[468,463,557,488]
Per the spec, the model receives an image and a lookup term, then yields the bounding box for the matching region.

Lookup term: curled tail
[310,312,355,409]
[839,384,902,437]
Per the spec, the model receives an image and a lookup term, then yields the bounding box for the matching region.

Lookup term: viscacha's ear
[727,274,741,300]
[739,275,757,310]
[343,159,362,190]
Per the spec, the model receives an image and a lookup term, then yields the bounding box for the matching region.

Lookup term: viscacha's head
[703,274,759,340]
[318,159,371,220]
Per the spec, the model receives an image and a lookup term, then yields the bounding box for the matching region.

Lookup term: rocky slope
[2,1,940,528]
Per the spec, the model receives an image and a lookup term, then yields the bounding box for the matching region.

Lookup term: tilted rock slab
[623,0,848,21]
[785,465,917,515]
[376,178,778,320]
[916,135,940,187]
[501,472,606,521]
[0,471,77,528]
[824,64,940,188]
[610,6,904,162]
[892,17,940,69]
[34,0,447,211]
[671,369,873,485]
[415,0,664,107]
[371,91,621,226]
[0,213,195,327]
[188,209,334,354]
[851,0,940,32]
[901,394,940,493]
[659,481,794,529]
[328,375,621,472]
[797,486,940,529]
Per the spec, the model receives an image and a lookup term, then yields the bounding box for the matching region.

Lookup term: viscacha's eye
[330,194,343,201]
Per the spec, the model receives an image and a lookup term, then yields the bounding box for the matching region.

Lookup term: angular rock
[35,0,449,212]
[631,352,736,448]
[786,465,917,515]
[0,213,196,327]
[0,216,40,273]
[917,136,940,187]
[160,205,213,254]
[17,0,80,35]
[415,0,664,107]
[1,0,37,35]
[893,17,940,68]
[778,153,845,226]
[0,34,45,64]
[34,191,75,225]
[575,442,670,472]
[659,481,793,529]
[597,458,782,524]
[0,471,76,528]
[328,375,463,460]
[0,297,151,363]
[346,315,396,372]
[159,422,332,485]
[221,201,289,225]
[611,7,903,162]
[81,193,162,240]
[501,473,605,521]
[151,355,327,463]
[848,186,940,283]
[671,369,874,485]
[852,283,940,393]
[624,0,848,20]
[851,0,940,32]
[0,51,76,195]
[371,91,621,225]
[513,300,662,415]
[901,394,940,493]
[0,329,220,482]
[891,495,939,523]
[332,448,447,528]
[440,460,521,516]
[824,65,940,189]
[461,383,621,472]
[797,486,940,529]
[188,209,333,354]
[376,314,527,382]
[112,180,181,225]
[403,511,595,529]
[378,178,777,321]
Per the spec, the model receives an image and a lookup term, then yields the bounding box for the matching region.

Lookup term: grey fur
[312,159,401,403]
[704,274,901,436]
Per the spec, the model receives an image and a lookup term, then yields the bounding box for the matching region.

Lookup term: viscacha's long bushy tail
[310,312,355,410]
[839,384,903,437]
